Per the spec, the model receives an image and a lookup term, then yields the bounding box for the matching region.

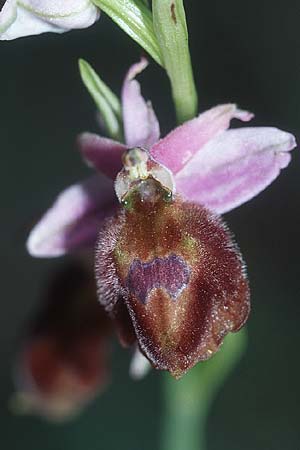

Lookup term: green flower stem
[152,0,198,123]
[92,0,163,66]
[161,329,247,450]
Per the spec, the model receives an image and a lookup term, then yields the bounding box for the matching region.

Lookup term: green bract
[79,59,123,140]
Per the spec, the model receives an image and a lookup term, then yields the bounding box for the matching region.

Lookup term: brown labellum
[95,148,250,378]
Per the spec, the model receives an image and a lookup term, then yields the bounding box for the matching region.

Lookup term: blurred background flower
[11,260,111,421]
[0,1,299,449]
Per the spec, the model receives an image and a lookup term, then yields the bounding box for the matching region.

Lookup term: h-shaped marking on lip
[126,254,190,304]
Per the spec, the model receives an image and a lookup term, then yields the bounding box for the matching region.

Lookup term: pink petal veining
[27,175,116,257]
[151,104,253,174]
[175,127,296,213]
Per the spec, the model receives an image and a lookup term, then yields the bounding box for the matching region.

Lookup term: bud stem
[152,0,198,124]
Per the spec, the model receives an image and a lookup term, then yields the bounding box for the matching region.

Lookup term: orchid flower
[26,59,296,378]
[0,0,100,40]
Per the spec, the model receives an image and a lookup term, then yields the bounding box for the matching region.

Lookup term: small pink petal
[27,175,117,257]
[175,127,296,214]
[78,132,126,179]
[151,104,253,174]
[122,58,160,148]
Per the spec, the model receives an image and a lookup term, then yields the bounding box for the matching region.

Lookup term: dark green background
[1,0,299,448]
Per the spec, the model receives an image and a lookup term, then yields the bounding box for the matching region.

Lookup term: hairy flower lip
[95,192,250,378]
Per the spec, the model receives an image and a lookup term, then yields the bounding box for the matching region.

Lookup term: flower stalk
[161,330,247,450]
[152,0,198,123]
